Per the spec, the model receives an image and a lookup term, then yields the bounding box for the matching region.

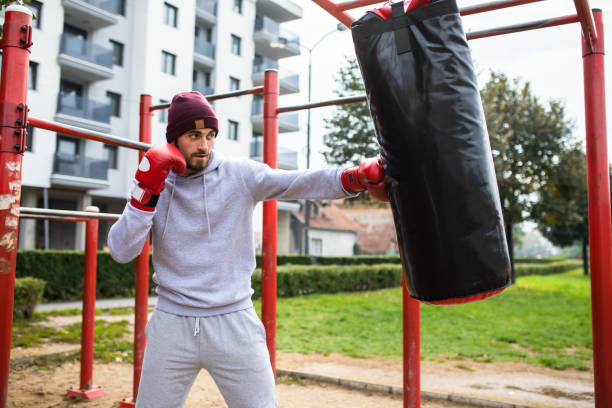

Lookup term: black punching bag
[351,0,511,304]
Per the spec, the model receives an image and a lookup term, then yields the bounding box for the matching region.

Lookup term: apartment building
[6,0,303,252]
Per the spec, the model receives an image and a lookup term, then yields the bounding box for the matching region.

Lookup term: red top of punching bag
[372,0,432,19]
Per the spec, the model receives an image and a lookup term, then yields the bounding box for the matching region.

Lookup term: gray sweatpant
[135,307,277,408]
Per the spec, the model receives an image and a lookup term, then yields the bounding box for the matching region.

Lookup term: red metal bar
[150,86,265,111]
[27,117,150,151]
[277,94,367,114]
[121,95,153,408]
[335,0,379,12]
[0,6,32,408]
[582,10,611,408]
[466,14,579,40]
[460,0,544,16]
[402,275,420,408]
[262,70,279,376]
[310,0,354,28]
[67,207,103,400]
[574,0,597,51]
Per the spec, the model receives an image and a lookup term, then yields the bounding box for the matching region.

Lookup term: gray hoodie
[108,151,354,317]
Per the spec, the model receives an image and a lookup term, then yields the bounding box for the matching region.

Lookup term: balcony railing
[80,0,125,14]
[250,139,298,170]
[193,83,215,96]
[57,93,111,123]
[253,55,279,72]
[194,38,215,60]
[60,32,113,68]
[196,0,217,15]
[53,152,108,180]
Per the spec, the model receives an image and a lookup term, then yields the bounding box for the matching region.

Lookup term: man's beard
[187,154,209,172]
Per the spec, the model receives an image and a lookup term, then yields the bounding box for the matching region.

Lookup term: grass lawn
[255,269,592,370]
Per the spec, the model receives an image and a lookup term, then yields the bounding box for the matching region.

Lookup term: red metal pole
[67,207,103,399]
[402,275,420,408]
[582,10,611,408]
[0,6,32,408]
[121,95,153,408]
[310,0,354,28]
[262,70,279,376]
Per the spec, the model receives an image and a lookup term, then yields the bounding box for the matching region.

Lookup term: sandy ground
[7,314,595,408]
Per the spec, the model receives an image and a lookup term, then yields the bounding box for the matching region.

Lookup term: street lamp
[272,23,348,255]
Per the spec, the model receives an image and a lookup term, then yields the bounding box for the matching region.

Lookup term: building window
[106,91,121,117]
[311,238,322,256]
[229,76,240,91]
[25,126,33,152]
[164,2,178,27]
[233,0,242,14]
[228,120,239,141]
[115,0,126,16]
[28,61,38,90]
[230,34,241,56]
[104,144,118,169]
[110,40,124,66]
[161,51,176,75]
[56,135,79,157]
[25,0,42,29]
[159,99,168,123]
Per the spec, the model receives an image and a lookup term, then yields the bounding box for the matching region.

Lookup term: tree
[480,71,575,279]
[532,147,589,274]
[322,58,378,167]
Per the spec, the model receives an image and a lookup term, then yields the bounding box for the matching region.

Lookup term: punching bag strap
[391,2,411,54]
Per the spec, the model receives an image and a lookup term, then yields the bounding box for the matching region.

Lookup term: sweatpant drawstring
[193,317,200,337]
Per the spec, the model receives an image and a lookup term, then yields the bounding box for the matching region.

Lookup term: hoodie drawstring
[193,317,200,337]
[161,173,176,241]
[203,173,211,240]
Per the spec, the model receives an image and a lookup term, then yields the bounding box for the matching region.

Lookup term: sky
[278,0,612,170]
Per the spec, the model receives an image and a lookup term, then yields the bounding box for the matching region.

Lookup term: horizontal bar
[277,94,366,113]
[27,117,150,152]
[336,0,380,12]
[150,86,265,112]
[18,214,89,222]
[20,207,120,221]
[311,0,354,28]
[574,0,597,45]
[459,0,544,16]
[466,14,579,40]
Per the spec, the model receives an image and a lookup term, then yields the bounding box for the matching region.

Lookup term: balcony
[194,38,215,69]
[196,0,217,26]
[193,83,215,97]
[51,152,110,190]
[252,56,299,95]
[58,32,114,82]
[62,0,122,30]
[250,139,298,170]
[256,0,302,23]
[254,15,300,59]
[55,93,112,133]
[251,97,299,134]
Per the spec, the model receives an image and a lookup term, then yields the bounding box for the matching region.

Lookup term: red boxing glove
[341,157,389,202]
[130,144,186,211]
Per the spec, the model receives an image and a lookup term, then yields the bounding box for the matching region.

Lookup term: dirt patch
[8,313,595,408]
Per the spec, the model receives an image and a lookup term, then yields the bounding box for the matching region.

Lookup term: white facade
[9,0,302,250]
[308,228,357,257]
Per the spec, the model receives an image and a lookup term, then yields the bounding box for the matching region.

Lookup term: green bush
[255,254,312,268]
[514,256,568,264]
[313,255,401,265]
[251,264,403,299]
[515,260,582,277]
[13,277,46,320]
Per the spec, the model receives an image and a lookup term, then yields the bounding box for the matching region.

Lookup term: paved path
[36,296,158,312]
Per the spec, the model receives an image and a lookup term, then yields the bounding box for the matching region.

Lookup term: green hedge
[13,277,46,320]
[15,250,582,302]
[514,260,582,277]
[251,264,403,299]
[514,256,568,264]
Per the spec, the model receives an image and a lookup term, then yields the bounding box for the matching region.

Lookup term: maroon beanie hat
[166,91,219,143]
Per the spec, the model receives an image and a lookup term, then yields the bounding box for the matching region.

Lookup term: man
[108,91,387,407]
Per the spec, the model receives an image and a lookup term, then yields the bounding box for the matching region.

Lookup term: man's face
[175,128,216,175]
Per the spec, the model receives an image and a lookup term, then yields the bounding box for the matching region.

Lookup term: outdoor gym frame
[0,1,608,408]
